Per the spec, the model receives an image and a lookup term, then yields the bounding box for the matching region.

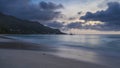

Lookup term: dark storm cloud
[0,0,64,21]
[39,1,63,10]
[80,2,120,31]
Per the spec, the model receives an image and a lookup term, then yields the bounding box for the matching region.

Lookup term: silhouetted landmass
[0,13,64,34]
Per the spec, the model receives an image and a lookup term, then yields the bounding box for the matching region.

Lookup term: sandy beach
[0,36,113,68]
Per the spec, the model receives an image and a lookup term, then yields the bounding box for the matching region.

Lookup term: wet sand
[0,36,111,68]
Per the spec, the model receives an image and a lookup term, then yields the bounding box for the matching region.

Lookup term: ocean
[5,34,120,67]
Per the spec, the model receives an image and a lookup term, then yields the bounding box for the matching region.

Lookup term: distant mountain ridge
[0,13,64,34]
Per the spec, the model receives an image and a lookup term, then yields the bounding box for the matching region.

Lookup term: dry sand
[0,36,111,68]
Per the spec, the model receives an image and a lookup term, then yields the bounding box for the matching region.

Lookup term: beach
[0,36,112,68]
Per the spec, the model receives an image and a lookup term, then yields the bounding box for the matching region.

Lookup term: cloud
[45,21,64,28]
[0,0,64,21]
[80,2,120,31]
[66,22,82,29]
[39,1,63,10]
[77,11,82,15]
[68,17,77,20]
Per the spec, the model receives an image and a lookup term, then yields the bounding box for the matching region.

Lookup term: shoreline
[0,49,110,68]
[0,36,113,68]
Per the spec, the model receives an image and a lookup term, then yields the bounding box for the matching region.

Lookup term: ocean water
[6,34,120,67]
[6,34,120,51]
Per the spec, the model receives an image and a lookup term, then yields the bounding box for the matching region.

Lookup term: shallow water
[6,34,120,67]
[6,34,120,51]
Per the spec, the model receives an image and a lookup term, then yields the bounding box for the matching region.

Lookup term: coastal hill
[0,13,63,34]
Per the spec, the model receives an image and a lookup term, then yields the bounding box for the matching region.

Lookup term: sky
[0,0,120,34]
